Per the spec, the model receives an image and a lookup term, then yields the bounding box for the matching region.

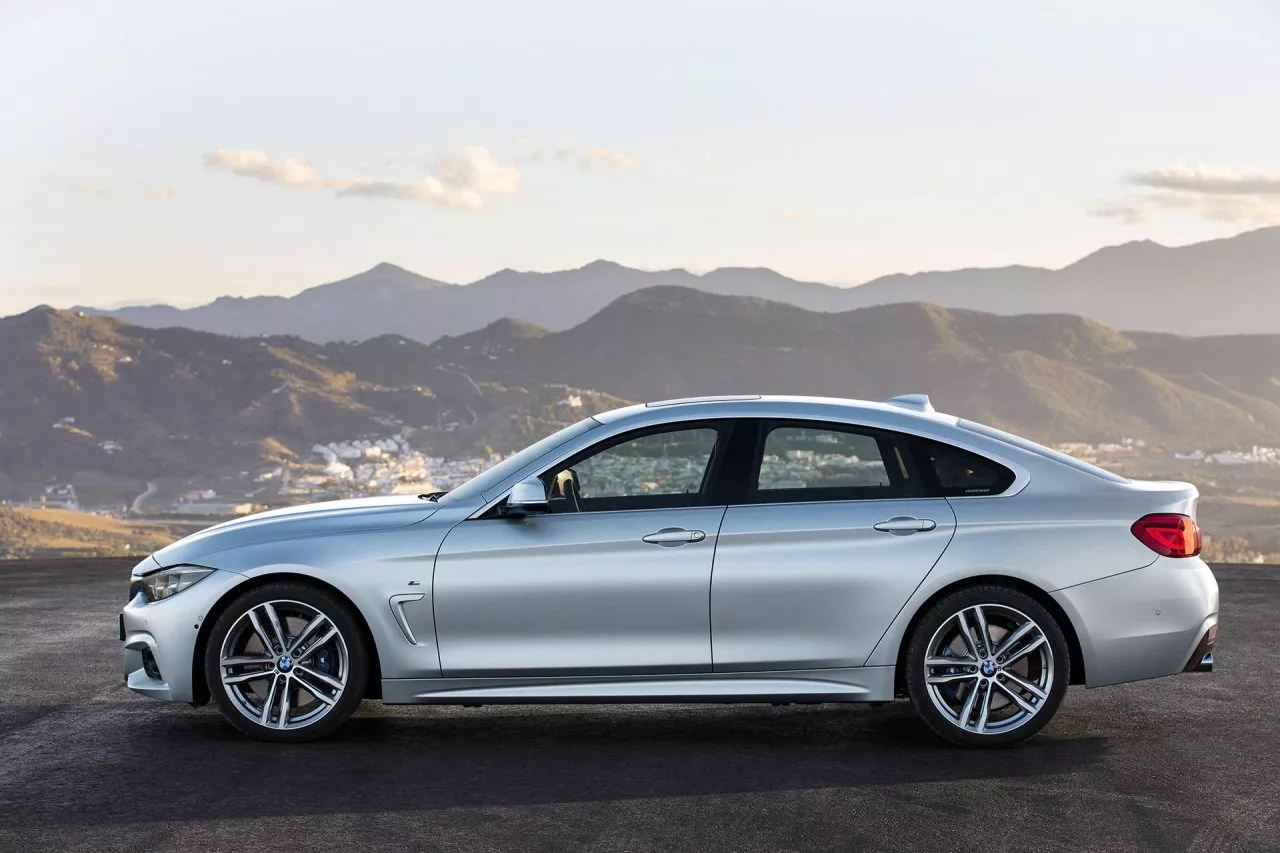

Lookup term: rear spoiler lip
[1122,479,1201,518]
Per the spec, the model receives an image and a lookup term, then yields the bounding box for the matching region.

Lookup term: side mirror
[503,476,549,516]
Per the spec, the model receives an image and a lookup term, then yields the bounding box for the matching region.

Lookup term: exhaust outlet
[1183,625,1217,673]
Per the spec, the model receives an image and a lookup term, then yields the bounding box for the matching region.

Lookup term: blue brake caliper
[314,648,333,674]
[939,646,961,702]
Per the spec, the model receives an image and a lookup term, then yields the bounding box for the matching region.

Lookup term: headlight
[141,567,214,602]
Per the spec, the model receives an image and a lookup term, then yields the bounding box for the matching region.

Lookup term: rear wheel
[905,585,1070,747]
[204,581,368,742]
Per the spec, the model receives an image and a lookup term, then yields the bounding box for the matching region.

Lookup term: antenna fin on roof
[885,393,935,413]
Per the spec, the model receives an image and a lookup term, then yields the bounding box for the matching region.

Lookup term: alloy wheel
[217,599,350,731]
[922,603,1054,736]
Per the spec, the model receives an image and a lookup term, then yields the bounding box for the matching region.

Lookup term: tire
[204,581,368,742]
[905,585,1070,748]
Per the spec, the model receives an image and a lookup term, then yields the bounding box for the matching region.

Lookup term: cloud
[778,210,804,222]
[203,146,521,210]
[336,178,485,209]
[432,145,521,195]
[1095,163,1280,226]
[64,180,110,200]
[1126,164,1280,196]
[515,140,642,172]
[204,149,329,188]
[577,147,640,171]
[146,186,177,200]
[1197,196,1280,226]
[1088,203,1149,226]
[550,145,641,171]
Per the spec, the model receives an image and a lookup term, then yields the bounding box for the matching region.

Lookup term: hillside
[0,306,624,498]
[4,294,1280,500]
[442,287,1280,447]
[0,508,199,559]
[80,227,1280,340]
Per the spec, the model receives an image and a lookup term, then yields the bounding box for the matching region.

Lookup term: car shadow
[12,701,1110,826]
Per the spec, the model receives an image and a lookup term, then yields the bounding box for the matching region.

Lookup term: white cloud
[1197,196,1280,226]
[203,149,329,188]
[578,147,640,171]
[550,145,641,171]
[336,178,485,209]
[203,146,521,210]
[1096,163,1280,226]
[1127,163,1280,196]
[1088,203,1149,226]
[432,145,521,195]
[64,180,110,200]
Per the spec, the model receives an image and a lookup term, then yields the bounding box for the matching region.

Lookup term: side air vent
[885,394,935,413]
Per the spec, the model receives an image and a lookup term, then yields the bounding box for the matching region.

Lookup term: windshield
[441,418,601,504]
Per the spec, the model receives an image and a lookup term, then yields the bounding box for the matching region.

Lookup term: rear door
[710,420,957,671]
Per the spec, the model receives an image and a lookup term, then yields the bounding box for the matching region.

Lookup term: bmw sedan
[121,394,1218,746]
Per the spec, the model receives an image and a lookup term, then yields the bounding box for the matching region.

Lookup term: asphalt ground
[1,559,1276,852]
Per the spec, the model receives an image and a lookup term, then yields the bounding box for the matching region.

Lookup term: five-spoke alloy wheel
[906,585,1070,747]
[205,582,368,742]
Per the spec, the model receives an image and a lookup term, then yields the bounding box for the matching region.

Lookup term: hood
[152,494,439,567]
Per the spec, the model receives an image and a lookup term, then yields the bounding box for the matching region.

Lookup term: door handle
[873,517,937,535]
[642,528,706,546]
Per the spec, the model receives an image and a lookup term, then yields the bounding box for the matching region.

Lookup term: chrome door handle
[873,517,937,534]
[642,528,706,546]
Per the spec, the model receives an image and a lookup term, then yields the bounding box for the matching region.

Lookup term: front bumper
[121,568,245,703]
[1052,555,1219,688]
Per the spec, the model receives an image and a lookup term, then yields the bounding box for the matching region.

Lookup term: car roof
[593,394,961,432]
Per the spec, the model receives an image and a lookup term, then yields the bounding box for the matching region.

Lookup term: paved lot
[0,559,1276,852]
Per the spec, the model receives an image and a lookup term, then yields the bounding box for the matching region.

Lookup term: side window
[545,427,720,513]
[754,424,909,502]
[917,439,1014,497]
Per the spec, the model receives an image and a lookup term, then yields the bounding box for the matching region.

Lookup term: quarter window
[917,439,1014,496]
[754,425,907,502]
[545,427,720,513]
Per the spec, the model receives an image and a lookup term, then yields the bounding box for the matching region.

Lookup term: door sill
[381,666,895,705]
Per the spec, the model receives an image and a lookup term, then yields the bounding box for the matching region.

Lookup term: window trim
[531,419,737,514]
[743,419,925,506]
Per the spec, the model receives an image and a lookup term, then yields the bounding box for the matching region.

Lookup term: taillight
[1132,514,1202,558]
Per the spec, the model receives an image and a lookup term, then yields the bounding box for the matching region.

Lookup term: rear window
[916,439,1015,496]
[957,420,1130,484]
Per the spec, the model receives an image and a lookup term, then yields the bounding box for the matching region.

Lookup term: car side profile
[121,395,1219,746]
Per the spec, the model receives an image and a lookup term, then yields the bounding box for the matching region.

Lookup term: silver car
[121,395,1218,746]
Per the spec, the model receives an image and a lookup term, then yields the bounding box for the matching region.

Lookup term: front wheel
[204,581,368,742]
[905,585,1070,747]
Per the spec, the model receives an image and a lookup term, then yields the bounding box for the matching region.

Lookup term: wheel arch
[892,574,1086,695]
[190,572,384,706]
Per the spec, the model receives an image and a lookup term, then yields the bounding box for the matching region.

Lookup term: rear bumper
[1052,556,1218,688]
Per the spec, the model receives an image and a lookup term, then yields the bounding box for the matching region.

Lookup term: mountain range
[79,227,1280,341]
[6,287,1280,498]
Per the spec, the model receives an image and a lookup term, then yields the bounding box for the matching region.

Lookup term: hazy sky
[2,0,1279,314]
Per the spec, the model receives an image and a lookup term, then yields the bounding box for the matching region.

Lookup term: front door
[434,424,730,676]
[710,421,957,671]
